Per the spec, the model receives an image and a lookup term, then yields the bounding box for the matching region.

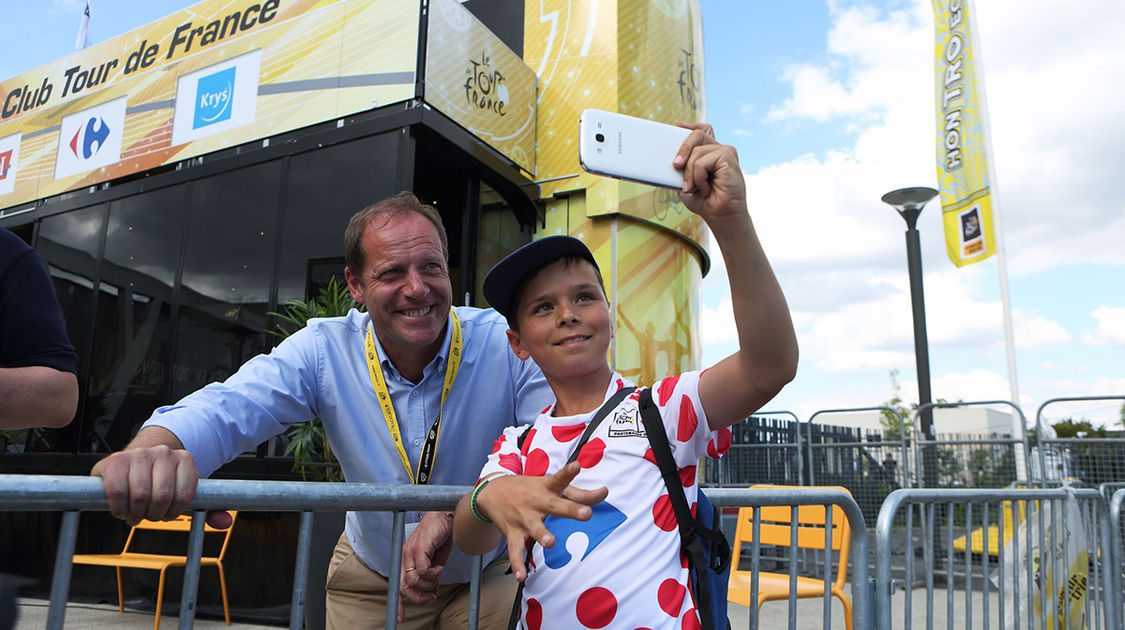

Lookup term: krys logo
[464,52,507,117]
[0,150,12,180]
[68,116,111,160]
[193,66,236,130]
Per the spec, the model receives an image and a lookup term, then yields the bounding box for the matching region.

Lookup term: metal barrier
[875,487,1122,630]
[706,487,871,630]
[1035,396,1125,486]
[713,410,803,487]
[1112,489,1125,630]
[807,407,911,523]
[1,475,474,630]
[913,401,1030,489]
[1,476,873,630]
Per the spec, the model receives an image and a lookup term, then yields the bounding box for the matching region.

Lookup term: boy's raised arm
[674,123,799,430]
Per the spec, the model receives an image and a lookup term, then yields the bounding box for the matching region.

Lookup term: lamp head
[881,186,938,228]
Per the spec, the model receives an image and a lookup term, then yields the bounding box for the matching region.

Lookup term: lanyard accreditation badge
[364,311,462,484]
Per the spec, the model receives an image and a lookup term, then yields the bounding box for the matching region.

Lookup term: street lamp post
[882,186,939,489]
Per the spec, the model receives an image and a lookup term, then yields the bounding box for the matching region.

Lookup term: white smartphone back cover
[578,109,692,189]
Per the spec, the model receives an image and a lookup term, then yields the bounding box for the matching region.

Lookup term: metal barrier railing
[1035,396,1125,485]
[713,410,803,488]
[875,487,1122,630]
[706,487,871,630]
[1112,489,1125,630]
[2,477,874,630]
[913,400,1030,488]
[1,475,474,630]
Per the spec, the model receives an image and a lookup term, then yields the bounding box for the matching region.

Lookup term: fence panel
[1112,489,1125,630]
[2,476,873,630]
[875,487,1121,630]
[710,411,803,487]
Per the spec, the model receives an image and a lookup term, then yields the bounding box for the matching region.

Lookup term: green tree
[1051,418,1106,438]
[268,277,358,481]
[879,369,911,439]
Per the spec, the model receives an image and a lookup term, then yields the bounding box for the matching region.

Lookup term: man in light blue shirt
[91,192,551,629]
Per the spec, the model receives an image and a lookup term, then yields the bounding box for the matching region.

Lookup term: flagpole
[967,0,1024,478]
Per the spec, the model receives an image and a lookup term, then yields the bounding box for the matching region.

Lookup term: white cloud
[928,369,1011,404]
[701,0,1125,427]
[1083,306,1125,347]
[700,296,736,346]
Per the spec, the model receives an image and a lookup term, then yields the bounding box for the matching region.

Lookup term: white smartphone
[578,108,692,189]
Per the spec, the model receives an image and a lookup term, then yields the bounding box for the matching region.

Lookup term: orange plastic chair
[72,511,236,630]
[727,485,852,630]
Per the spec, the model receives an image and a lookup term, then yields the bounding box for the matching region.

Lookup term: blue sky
[3,0,1124,429]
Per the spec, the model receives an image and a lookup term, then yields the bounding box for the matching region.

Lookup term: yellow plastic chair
[72,511,237,630]
[728,485,852,630]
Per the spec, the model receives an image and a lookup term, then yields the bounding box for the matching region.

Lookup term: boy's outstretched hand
[673,122,747,224]
[472,462,607,582]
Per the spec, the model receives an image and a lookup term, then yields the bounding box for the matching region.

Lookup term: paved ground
[10,588,993,629]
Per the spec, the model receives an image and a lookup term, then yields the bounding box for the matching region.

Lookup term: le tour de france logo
[193,66,236,130]
[464,52,508,117]
[677,48,699,111]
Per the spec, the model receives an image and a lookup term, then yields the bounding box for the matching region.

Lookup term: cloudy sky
[3,0,1123,428]
[696,0,1125,430]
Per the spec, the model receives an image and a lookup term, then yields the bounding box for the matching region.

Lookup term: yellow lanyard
[364,311,462,484]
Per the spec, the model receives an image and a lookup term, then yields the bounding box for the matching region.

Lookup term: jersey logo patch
[607,406,645,438]
[542,502,626,569]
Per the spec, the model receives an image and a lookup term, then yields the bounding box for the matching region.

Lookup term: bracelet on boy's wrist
[470,474,510,525]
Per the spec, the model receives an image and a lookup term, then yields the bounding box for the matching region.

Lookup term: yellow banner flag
[932,0,995,267]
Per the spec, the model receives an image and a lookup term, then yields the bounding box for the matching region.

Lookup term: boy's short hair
[482,235,605,329]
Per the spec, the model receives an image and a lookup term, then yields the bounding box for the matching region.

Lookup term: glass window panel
[277,136,401,304]
[172,163,281,401]
[84,187,184,452]
[34,205,107,452]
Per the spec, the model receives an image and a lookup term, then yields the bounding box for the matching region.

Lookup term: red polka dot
[678,465,697,488]
[525,449,550,476]
[628,390,641,401]
[676,395,697,442]
[615,378,625,391]
[658,578,686,617]
[525,598,542,630]
[489,435,504,455]
[499,452,523,474]
[576,587,617,628]
[520,428,537,456]
[552,424,585,442]
[690,501,698,518]
[652,494,677,531]
[680,551,689,569]
[681,609,701,630]
[541,404,552,414]
[657,376,680,406]
[577,438,606,468]
[643,448,656,466]
[707,428,732,457]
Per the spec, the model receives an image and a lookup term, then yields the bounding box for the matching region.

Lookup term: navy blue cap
[483,235,599,319]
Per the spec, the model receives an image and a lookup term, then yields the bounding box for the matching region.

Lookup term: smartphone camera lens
[595,133,605,143]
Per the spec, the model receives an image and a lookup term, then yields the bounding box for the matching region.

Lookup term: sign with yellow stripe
[932,0,995,267]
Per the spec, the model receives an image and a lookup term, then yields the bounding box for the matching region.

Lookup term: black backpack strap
[638,388,720,630]
[508,386,636,629]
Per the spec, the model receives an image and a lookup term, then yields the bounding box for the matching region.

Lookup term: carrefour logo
[193,66,235,130]
[68,116,111,160]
